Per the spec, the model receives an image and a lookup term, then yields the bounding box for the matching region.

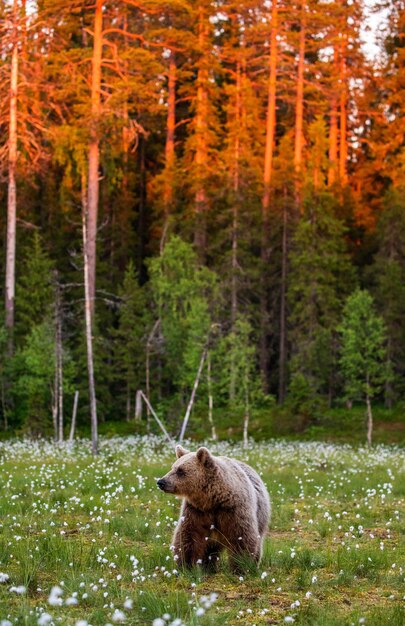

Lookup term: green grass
[0,437,403,625]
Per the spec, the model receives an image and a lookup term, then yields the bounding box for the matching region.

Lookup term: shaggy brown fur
[157,445,271,571]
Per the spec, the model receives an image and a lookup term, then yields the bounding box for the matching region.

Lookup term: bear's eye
[177,468,185,477]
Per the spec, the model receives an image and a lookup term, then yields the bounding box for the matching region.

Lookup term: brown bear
[157,445,270,571]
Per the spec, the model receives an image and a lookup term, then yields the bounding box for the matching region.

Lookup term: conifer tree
[288,193,354,401]
[339,289,388,445]
[113,261,148,421]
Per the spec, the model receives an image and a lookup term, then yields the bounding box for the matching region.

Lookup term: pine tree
[148,236,217,417]
[15,232,54,341]
[338,289,388,445]
[288,193,354,401]
[372,190,405,404]
[113,261,148,421]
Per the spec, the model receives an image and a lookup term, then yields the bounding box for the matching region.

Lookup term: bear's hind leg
[227,530,261,574]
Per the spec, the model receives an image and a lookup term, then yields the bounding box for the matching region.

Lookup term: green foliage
[288,193,355,398]
[371,189,405,401]
[15,233,54,342]
[12,320,55,434]
[113,261,148,417]
[215,316,262,408]
[148,236,218,394]
[338,289,388,403]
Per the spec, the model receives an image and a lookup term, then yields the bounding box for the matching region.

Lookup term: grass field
[0,437,403,625]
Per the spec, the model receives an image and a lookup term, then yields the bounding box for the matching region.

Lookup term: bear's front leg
[172,502,207,568]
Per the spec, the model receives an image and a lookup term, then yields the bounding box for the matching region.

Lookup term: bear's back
[217,457,271,536]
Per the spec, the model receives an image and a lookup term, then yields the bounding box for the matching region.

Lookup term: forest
[0,0,404,448]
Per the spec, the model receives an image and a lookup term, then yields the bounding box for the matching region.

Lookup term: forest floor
[0,437,403,625]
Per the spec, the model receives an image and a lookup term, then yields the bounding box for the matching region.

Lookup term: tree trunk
[137,137,147,280]
[260,0,278,390]
[229,62,241,402]
[82,174,98,456]
[231,60,241,330]
[278,190,288,403]
[206,351,217,440]
[164,51,176,218]
[262,0,278,220]
[87,0,103,318]
[5,0,19,353]
[56,283,64,443]
[366,385,373,447]
[294,0,306,209]
[126,383,131,422]
[365,373,373,446]
[179,347,207,442]
[69,390,79,443]
[243,371,250,450]
[328,48,339,186]
[194,3,209,256]
[52,370,58,443]
[339,35,348,185]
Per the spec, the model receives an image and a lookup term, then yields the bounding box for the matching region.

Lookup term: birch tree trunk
[179,347,207,442]
[56,283,64,442]
[260,0,278,390]
[365,377,373,447]
[5,0,19,353]
[206,351,217,440]
[242,371,250,449]
[69,390,79,443]
[87,0,103,318]
[82,175,98,456]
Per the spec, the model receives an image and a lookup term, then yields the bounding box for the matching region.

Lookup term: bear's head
[157,445,217,509]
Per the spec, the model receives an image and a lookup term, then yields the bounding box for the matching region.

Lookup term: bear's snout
[157,478,167,491]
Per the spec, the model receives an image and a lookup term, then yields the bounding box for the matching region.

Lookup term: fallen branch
[179,347,208,443]
[136,390,174,447]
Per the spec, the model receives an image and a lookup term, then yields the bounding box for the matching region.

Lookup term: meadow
[0,437,403,626]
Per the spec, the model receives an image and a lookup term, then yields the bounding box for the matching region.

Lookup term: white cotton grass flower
[66,596,79,606]
[112,609,126,623]
[123,598,133,609]
[37,613,53,626]
[75,621,89,626]
[284,617,295,624]
[0,573,9,583]
[0,621,12,626]
[48,585,63,606]
[9,585,26,594]
[152,619,166,626]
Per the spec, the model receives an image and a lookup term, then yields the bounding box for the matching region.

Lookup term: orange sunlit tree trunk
[194,1,210,256]
[294,0,306,210]
[339,31,348,185]
[260,0,278,390]
[163,50,176,226]
[87,0,103,320]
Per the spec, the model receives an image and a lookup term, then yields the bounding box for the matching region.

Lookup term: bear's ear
[175,445,189,458]
[196,447,214,467]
